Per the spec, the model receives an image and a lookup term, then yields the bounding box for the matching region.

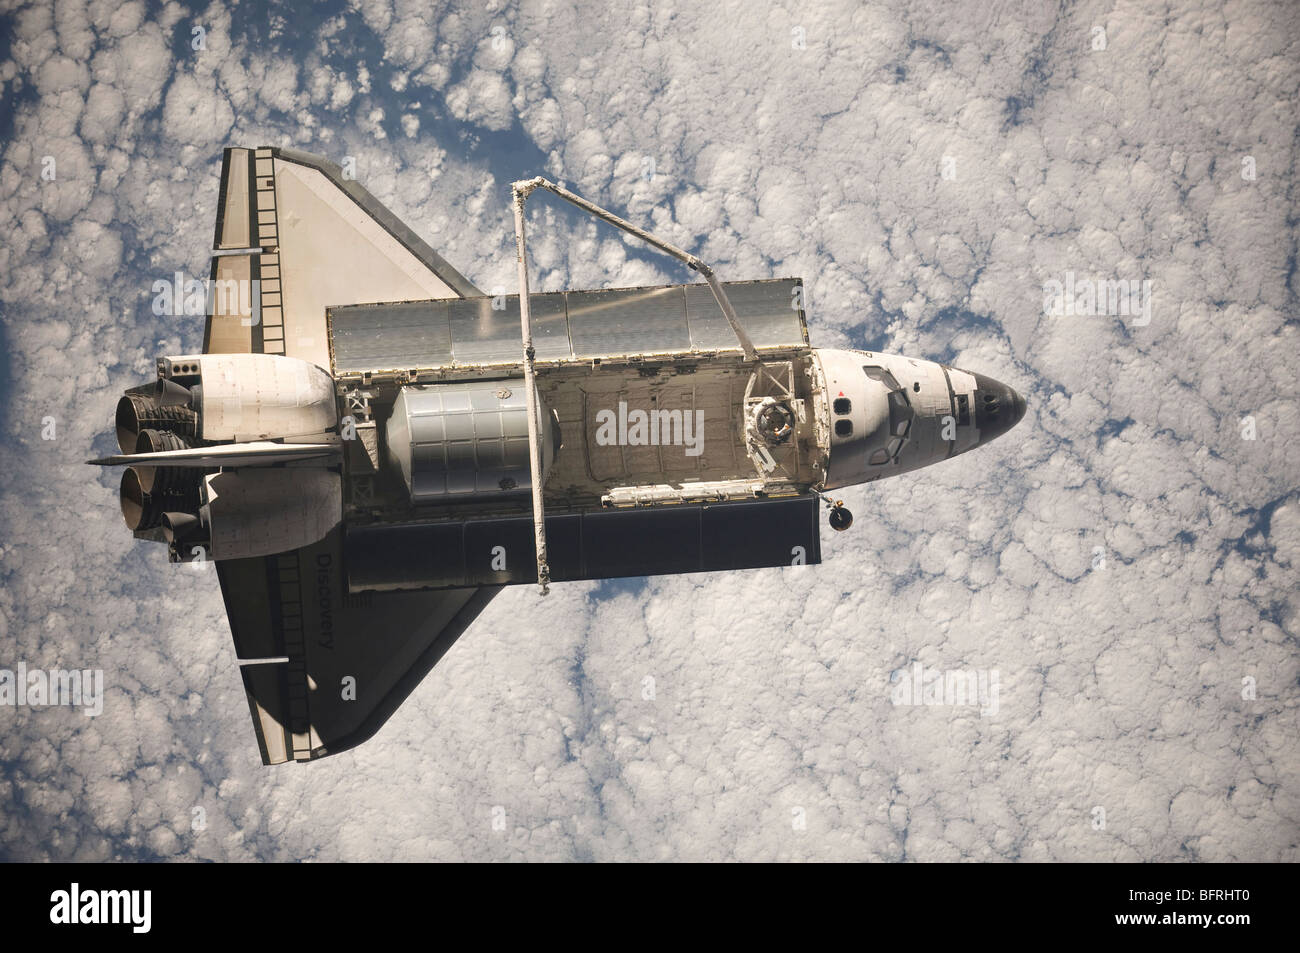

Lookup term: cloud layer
[0,0,1296,860]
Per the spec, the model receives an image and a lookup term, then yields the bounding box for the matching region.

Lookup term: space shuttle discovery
[92,147,1025,765]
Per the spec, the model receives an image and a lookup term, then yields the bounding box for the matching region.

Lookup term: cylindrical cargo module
[384,380,559,503]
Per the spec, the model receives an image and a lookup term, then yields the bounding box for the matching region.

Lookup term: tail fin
[88,441,338,468]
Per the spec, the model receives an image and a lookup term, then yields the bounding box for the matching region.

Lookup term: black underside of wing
[216,526,499,765]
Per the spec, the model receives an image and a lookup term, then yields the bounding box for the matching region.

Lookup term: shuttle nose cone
[971,373,1026,446]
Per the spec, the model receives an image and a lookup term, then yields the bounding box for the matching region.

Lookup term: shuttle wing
[218,528,502,764]
[201,147,497,764]
[204,146,479,367]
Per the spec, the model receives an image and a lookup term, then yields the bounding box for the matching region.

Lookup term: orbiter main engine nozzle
[102,353,343,557]
[161,511,202,545]
[119,466,200,532]
[119,467,156,531]
[152,377,193,407]
[133,429,194,494]
[115,394,198,454]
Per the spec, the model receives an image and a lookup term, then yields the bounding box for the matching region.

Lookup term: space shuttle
[91,147,1025,765]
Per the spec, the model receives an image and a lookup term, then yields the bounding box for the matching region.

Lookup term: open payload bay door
[327,278,811,379]
[204,146,480,366]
